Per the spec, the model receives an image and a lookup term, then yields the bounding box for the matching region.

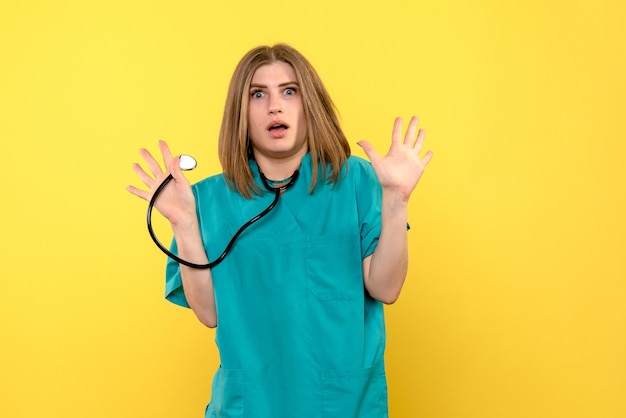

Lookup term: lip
[266,119,290,131]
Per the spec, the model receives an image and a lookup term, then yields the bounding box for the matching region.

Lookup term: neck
[253,150,306,180]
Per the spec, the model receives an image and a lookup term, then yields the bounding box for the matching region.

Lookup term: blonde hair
[218,44,350,198]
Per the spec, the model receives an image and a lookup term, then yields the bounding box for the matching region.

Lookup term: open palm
[358,116,433,201]
[126,140,197,227]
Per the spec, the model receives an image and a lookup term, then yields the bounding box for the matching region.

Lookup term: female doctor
[127,44,432,418]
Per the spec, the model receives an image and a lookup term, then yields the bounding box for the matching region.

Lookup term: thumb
[170,155,193,186]
[171,156,183,178]
[357,140,380,164]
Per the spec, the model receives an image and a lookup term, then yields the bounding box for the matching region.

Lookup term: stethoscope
[147,155,300,269]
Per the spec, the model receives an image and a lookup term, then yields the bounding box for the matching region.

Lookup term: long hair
[218,44,350,198]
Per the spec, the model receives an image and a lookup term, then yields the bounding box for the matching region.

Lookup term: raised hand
[126,140,197,227]
[358,116,433,202]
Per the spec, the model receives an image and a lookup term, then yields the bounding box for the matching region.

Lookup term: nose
[268,96,282,115]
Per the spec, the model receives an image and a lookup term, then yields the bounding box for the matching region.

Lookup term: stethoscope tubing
[147,168,299,269]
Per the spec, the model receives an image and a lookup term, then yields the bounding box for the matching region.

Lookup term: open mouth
[267,121,289,137]
[269,123,288,130]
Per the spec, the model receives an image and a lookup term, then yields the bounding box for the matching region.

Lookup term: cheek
[247,105,257,122]
[298,108,307,136]
[247,108,263,130]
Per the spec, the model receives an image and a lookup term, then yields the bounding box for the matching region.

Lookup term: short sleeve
[164,239,191,308]
[354,158,383,259]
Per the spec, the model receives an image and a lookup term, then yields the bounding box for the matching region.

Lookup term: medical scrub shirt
[165,154,388,418]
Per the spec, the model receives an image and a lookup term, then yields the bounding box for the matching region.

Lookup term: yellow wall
[1,0,624,417]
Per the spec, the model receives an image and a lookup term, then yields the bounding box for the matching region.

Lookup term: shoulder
[345,155,373,170]
[192,172,226,188]
[343,155,378,184]
[191,173,231,196]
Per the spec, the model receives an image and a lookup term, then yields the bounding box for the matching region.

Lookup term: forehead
[250,61,297,84]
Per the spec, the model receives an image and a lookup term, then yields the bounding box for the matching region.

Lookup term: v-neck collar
[246,153,313,232]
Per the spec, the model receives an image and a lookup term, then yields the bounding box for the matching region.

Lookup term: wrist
[382,187,411,208]
[171,214,200,237]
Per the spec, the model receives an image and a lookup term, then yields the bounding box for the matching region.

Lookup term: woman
[127,44,432,418]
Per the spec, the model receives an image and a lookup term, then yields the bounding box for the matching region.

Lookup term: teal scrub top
[165,154,388,418]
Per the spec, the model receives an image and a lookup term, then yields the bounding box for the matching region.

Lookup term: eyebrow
[249,81,299,89]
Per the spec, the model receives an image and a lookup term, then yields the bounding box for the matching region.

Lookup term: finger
[159,140,185,182]
[132,162,156,188]
[159,140,174,171]
[125,185,150,201]
[413,129,425,153]
[140,147,164,178]
[357,140,381,164]
[421,150,434,166]
[404,116,419,146]
[391,117,403,145]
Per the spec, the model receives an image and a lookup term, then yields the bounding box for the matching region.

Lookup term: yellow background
[1,0,624,417]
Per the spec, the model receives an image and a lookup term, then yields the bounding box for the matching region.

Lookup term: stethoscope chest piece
[179,154,197,171]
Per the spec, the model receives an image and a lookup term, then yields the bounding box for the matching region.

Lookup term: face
[247,61,308,168]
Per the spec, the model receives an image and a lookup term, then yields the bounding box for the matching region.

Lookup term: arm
[127,140,217,327]
[171,219,217,328]
[358,116,433,304]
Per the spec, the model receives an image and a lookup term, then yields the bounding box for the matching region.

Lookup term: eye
[284,87,297,96]
[251,90,265,99]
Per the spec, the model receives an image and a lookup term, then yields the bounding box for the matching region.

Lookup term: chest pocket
[306,235,363,301]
